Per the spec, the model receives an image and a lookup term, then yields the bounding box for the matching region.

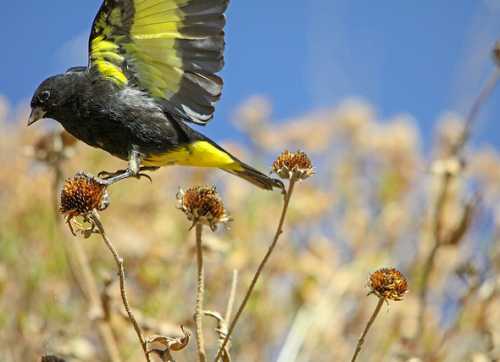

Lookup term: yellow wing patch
[126,7,185,98]
[90,36,128,85]
[142,141,243,170]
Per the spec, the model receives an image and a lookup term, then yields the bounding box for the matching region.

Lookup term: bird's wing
[88,0,228,125]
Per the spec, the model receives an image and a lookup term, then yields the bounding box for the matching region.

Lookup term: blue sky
[1,1,499,149]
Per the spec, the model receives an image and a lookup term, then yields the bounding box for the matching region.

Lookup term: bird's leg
[97,150,158,186]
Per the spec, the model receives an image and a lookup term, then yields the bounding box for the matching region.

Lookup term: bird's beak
[27,107,46,126]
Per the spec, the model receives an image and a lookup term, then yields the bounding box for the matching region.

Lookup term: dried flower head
[147,326,192,357]
[368,268,408,301]
[272,150,314,180]
[29,130,77,164]
[60,172,109,218]
[177,186,231,231]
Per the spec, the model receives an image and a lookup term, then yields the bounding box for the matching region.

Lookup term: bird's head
[28,74,76,126]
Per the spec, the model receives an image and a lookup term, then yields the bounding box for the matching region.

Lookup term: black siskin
[28,0,283,191]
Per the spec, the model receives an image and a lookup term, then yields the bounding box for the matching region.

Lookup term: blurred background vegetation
[2,1,500,361]
[0,82,500,360]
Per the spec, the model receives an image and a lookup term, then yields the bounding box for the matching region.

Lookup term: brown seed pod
[177,186,231,231]
[272,150,314,180]
[368,268,408,301]
[60,172,109,219]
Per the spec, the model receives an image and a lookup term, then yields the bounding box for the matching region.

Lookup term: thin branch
[416,172,451,339]
[350,297,385,362]
[415,67,499,342]
[71,237,123,362]
[214,176,298,361]
[455,69,500,154]
[195,223,207,362]
[67,234,123,362]
[51,162,64,219]
[204,311,231,362]
[90,211,151,362]
[225,270,239,323]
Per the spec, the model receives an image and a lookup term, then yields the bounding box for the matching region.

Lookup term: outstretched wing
[88,0,228,125]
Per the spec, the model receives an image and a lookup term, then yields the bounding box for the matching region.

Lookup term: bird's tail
[149,129,284,190]
[183,134,284,191]
[223,161,284,191]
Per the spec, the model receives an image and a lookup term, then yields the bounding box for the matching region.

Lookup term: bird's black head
[28,73,79,126]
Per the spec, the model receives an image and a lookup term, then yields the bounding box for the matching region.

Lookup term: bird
[28,0,283,191]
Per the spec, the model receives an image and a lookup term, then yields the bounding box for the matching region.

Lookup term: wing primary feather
[88,0,229,124]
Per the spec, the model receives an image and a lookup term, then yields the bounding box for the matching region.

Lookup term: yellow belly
[142,141,242,170]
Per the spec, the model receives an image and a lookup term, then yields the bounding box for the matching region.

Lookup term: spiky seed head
[60,173,109,218]
[368,268,408,301]
[272,150,314,180]
[177,186,231,231]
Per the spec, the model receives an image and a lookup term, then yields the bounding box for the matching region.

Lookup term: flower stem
[214,176,298,361]
[195,223,207,362]
[91,211,151,362]
[52,167,122,362]
[350,297,385,362]
[225,270,239,323]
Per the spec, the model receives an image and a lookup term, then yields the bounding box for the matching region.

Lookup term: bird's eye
[38,90,50,103]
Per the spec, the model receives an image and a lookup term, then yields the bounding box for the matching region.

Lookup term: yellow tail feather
[142,141,283,190]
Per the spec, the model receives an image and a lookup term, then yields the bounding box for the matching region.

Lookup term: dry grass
[1,86,500,361]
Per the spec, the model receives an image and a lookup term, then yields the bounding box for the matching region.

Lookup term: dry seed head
[60,173,109,218]
[177,186,230,231]
[31,130,77,164]
[369,268,408,301]
[272,150,314,180]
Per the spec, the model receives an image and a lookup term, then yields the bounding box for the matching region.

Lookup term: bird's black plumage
[33,70,190,160]
[29,0,283,191]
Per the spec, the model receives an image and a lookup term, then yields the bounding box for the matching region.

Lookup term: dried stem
[52,162,64,218]
[415,172,451,340]
[195,223,207,362]
[350,297,385,362]
[225,270,239,323]
[69,237,123,362]
[415,68,500,342]
[214,175,297,361]
[454,69,500,154]
[90,211,151,362]
[51,166,122,362]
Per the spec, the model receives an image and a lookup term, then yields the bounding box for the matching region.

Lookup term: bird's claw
[136,172,153,183]
[97,169,124,179]
[96,167,155,186]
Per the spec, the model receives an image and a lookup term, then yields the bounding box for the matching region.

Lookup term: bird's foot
[97,166,158,186]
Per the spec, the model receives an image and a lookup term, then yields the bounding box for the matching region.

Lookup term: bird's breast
[56,90,182,161]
